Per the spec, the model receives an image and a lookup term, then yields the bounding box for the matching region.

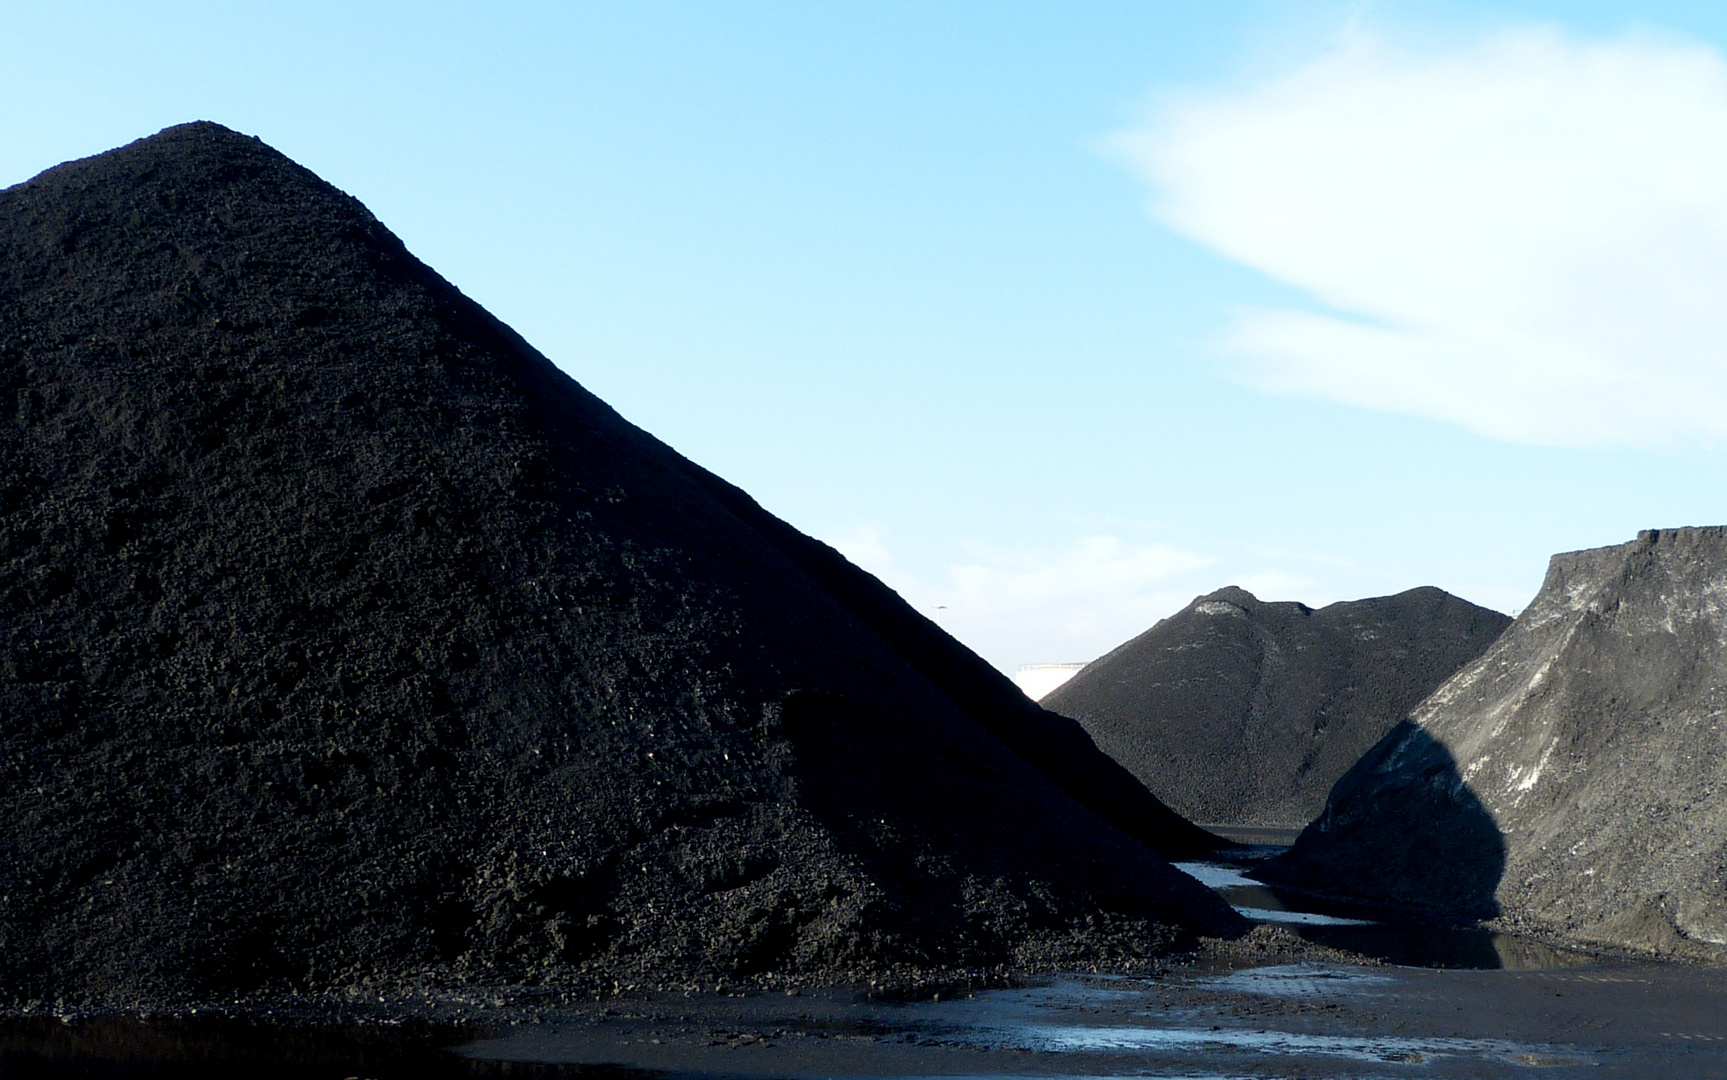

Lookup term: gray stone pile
[1260,528,1727,958]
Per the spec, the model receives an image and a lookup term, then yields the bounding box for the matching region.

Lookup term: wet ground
[9,959,1727,1079]
[446,838,1727,1079]
[6,834,1725,1078]
[460,961,1727,1079]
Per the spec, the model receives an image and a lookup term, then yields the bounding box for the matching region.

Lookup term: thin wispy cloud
[831,529,1215,670]
[1112,23,1727,447]
[830,528,1351,673]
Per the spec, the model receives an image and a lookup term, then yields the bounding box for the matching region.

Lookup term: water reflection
[896,977,1590,1071]
[1292,919,1589,969]
[1014,1022,1584,1067]
[1194,962,1394,997]
[1175,860,1592,970]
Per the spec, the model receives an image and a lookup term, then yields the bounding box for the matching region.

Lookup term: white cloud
[831,528,1222,672]
[945,535,1215,651]
[1112,23,1727,447]
[1228,569,1324,604]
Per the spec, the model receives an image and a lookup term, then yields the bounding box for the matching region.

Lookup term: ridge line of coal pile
[680,466,1230,858]
[0,122,1244,1011]
[1042,585,1511,828]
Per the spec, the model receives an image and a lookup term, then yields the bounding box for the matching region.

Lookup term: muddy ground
[5,941,1726,1078]
[457,957,1727,1079]
[5,837,1724,1078]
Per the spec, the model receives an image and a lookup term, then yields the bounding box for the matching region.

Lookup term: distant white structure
[1013,662,1087,701]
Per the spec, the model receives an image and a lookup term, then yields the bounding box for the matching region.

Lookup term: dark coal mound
[1042,586,1510,827]
[1260,529,1727,958]
[0,123,1242,1009]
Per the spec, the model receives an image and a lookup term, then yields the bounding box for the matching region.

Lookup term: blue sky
[8,1,1727,673]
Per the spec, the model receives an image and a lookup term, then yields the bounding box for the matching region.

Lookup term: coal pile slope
[0,123,1242,1009]
[1259,528,1727,958]
[1042,586,1510,827]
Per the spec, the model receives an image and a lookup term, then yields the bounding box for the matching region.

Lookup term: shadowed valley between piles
[0,122,1245,1011]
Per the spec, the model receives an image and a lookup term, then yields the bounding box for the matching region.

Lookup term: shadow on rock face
[1253,721,1505,922]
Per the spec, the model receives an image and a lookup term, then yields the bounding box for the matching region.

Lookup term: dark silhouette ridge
[0,122,1245,1008]
[1043,585,1510,827]
[1251,527,1727,959]
[683,479,1230,858]
[1255,722,1505,921]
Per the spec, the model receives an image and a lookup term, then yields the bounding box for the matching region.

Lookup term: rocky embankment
[1259,528,1727,958]
[0,123,1242,1010]
[1043,586,1510,826]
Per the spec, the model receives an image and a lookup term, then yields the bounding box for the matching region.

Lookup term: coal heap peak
[1042,585,1510,827]
[0,123,1241,1008]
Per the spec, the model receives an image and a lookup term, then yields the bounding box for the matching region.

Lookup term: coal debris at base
[1042,586,1510,827]
[1258,528,1727,959]
[0,122,1245,1011]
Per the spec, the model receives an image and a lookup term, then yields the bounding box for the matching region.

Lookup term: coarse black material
[1259,528,1727,958]
[1258,721,1507,921]
[0,123,1244,1009]
[1042,586,1511,827]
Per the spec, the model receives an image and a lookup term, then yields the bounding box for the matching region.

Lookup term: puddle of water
[1007,1023,1587,1068]
[1175,863,1391,923]
[1197,825,1304,847]
[1175,862,1593,970]
[1229,906,1376,927]
[899,980,1588,1069]
[1195,963,1395,998]
[1175,862,1260,890]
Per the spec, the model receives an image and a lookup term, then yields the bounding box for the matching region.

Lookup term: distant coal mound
[1042,587,1511,827]
[1260,529,1727,958]
[0,123,1241,1008]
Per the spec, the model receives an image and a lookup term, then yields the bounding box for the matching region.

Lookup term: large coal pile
[0,123,1242,1009]
[1259,528,1727,958]
[1042,587,1510,827]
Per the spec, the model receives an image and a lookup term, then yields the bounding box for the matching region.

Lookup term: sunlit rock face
[1043,587,1510,827]
[1261,528,1727,957]
[0,123,1242,1008]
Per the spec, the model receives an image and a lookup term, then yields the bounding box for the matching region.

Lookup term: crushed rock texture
[1259,528,1727,958]
[1042,586,1510,827]
[0,122,1243,1010]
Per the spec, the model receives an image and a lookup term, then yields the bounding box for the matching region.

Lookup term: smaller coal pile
[1042,587,1510,827]
[0,123,1241,1010]
[1259,528,1727,958]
